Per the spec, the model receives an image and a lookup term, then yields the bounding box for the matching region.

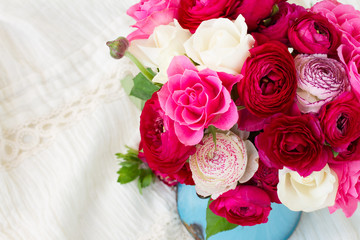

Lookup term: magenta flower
[258,2,306,45]
[330,160,360,217]
[157,56,241,145]
[139,93,195,174]
[209,185,271,226]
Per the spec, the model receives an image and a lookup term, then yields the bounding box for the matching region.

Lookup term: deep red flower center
[337,113,349,134]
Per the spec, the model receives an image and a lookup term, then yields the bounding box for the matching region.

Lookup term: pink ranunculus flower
[126,0,180,41]
[288,12,341,55]
[209,185,271,226]
[295,54,349,114]
[329,160,360,217]
[157,56,241,146]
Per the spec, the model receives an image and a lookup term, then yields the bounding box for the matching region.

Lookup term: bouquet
[109,0,360,238]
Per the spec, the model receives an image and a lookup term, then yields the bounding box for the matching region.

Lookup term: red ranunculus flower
[209,185,271,226]
[255,113,332,177]
[177,0,241,33]
[251,160,280,203]
[237,41,297,119]
[235,0,284,32]
[139,92,195,174]
[319,92,360,153]
[288,12,341,55]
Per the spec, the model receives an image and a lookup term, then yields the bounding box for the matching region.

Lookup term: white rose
[189,132,259,199]
[278,165,338,212]
[184,14,254,74]
[128,20,191,84]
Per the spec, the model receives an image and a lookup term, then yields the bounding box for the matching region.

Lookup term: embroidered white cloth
[0,0,359,239]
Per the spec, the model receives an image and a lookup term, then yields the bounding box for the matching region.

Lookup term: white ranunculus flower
[278,165,338,212]
[189,132,259,199]
[128,20,191,84]
[184,14,254,74]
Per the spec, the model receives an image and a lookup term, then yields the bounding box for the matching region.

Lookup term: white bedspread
[0,0,359,239]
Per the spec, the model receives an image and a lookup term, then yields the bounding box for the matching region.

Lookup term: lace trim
[137,199,194,240]
[0,60,137,170]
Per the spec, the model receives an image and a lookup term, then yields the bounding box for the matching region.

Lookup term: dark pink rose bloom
[237,41,297,119]
[209,185,271,226]
[336,138,360,163]
[288,12,341,55]
[258,2,306,45]
[251,160,280,203]
[255,114,332,177]
[329,160,360,217]
[312,0,360,46]
[155,162,195,186]
[235,0,283,32]
[177,0,241,33]
[127,0,180,41]
[157,56,241,146]
[140,93,195,174]
[319,92,360,153]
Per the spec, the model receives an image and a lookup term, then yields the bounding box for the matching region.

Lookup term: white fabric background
[0,0,359,239]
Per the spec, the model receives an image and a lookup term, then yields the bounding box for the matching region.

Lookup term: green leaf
[130,72,160,101]
[140,171,154,188]
[332,149,339,158]
[137,177,143,195]
[117,165,140,184]
[206,199,238,240]
[121,74,146,110]
[208,125,217,150]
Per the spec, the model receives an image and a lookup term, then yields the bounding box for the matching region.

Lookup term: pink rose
[127,0,180,41]
[157,56,241,145]
[288,12,341,55]
[255,114,332,177]
[257,2,306,45]
[209,185,271,226]
[177,0,241,33]
[329,160,360,217]
[318,92,360,153]
[338,35,360,101]
[139,93,195,174]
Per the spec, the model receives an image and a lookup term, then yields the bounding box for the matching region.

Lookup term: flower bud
[106,37,129,59]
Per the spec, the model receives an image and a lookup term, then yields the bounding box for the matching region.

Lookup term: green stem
[125,51,154,81]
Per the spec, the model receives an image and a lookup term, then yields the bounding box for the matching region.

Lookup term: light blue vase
[177,184,301,240]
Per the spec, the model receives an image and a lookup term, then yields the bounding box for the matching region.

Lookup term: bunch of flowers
[111,0,360,237]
